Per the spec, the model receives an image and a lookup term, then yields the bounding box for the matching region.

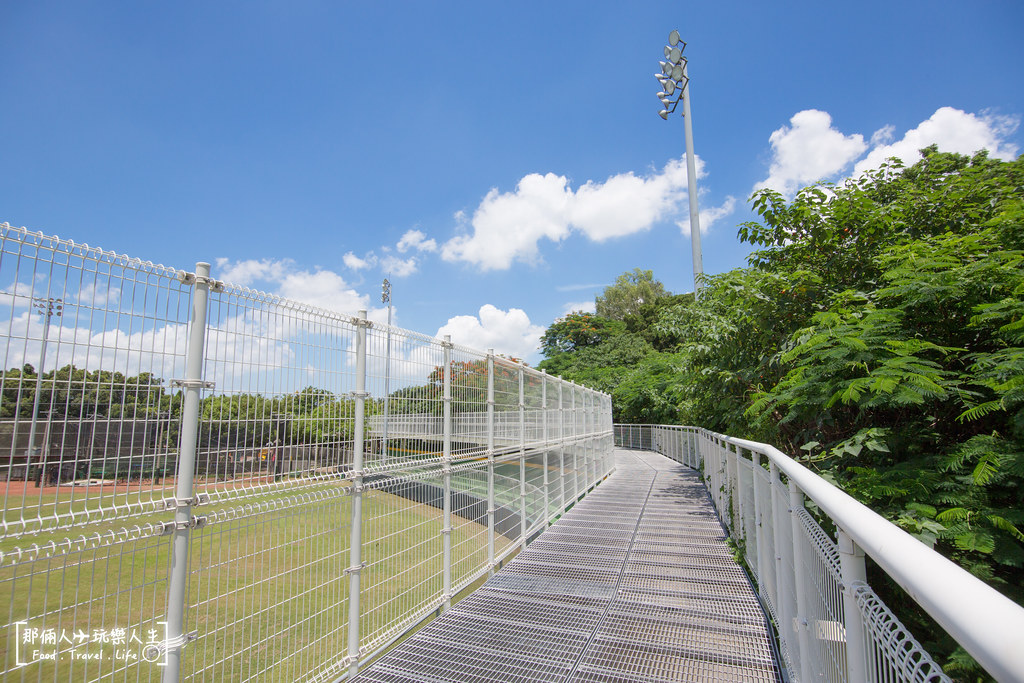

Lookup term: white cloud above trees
[754,109,868,198]
[756,107,1020,198]
[435,304,545,360]
[852,107,1019,176]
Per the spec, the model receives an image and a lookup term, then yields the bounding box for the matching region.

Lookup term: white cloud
[853,107,1020,176]
[677,195,738,238]
[275,269,370,315]
[441,157,701,271]
[380,254,418,277]
[756,107,1021,198]
[755,109,867,197]
[556,283,606,293]
[561,300,596,315]
[214,257,294,285]
[215,257,371,316]
[435,304,545,361]
[343,251,377,271]
[396,229,437,253]
[870,125,895,148]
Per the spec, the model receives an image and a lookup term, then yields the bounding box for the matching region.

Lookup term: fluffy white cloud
[441,157,701,271]
[677,195,738,238]
[435,304,545,360]
[275,269,370,315]
[755,110,867,197]
[756,107,1020,198]
[215,257,371,316]
[396,229,437,253]
[380,254,418,277]
[852,107,1019,176]
[343,251,377,271]
[214,257,294,285]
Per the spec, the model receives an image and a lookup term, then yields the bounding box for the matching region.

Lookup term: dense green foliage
[539,149,1024,678]
[595,268,669,320]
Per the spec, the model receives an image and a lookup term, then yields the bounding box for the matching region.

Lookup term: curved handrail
[718,432,1024,683]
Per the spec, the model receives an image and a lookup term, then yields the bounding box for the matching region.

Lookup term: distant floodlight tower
[656,30,703,296]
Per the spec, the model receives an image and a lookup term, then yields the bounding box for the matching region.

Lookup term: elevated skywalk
[354,449,782,682]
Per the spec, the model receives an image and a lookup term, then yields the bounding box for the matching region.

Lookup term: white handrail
[721,434,1024,683]
[616,423,1024,683]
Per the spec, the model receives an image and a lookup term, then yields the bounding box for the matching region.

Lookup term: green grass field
[0,476,511,681]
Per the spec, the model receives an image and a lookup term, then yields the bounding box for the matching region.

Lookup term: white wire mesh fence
[0,223,614,682]
[614,424,1024,683]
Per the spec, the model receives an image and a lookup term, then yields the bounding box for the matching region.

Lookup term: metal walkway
[354,449,783,683]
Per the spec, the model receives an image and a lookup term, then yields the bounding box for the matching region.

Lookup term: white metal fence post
[751,451,769,598]
[541,372,549,524]
[586,392,595,488]
[558,378,566,513]
[347,309,369,678]
[571,386,578,503]
[486,350,495,575]
[442,335,453,609]
[518,365,527,549]
[789,479,814,683]
[838,529,868,682]
[162,262,213,683]
[770,461,794,661]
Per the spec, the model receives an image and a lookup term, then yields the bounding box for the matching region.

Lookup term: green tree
[539,313,625,357]
[595,268,669,320]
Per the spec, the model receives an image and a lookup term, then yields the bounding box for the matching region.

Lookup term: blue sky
[3,2,1023,364]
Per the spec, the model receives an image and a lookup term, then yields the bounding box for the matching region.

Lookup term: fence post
[486,350,495,576]
[347,309,369,678]
[541,372,549,524]
[838,529,868,682]
[751,452,769,598]
[558,378,566,513]
[442,335,453,608]
[789,480,814,683]
[589,393,598,489]
[162,262,212,683]
[518,365,527,549]
[770,461,795,670]
[571,386,578,502]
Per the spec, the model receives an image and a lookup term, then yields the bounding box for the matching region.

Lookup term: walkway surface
[354,449,783,683]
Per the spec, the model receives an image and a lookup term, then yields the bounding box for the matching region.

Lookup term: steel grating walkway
[354,449,783,682]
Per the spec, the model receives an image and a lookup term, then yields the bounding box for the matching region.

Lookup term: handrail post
[838,529,868,682]
[558,378,566,513]
[486,350,495,576]
[162,262,212,683]
[751,451,768,602]
[770,461,795,663]
[518,365,527,549]
[541,372,549,525]
[582,390,590,490]
[347,309,368,678]
[442,335,452,609]
[789,480,814,683]
[571,386,578,502]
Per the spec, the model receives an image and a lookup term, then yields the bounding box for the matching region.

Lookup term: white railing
[0,222,614,682]
[614,424,1024,683]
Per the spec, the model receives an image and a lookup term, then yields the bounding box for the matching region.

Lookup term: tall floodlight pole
[381,278,392,465]
[29,297,62,487]
[656,30,704,296]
